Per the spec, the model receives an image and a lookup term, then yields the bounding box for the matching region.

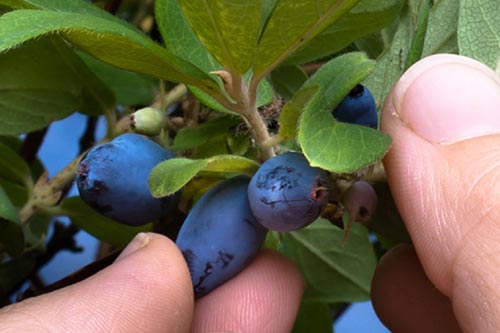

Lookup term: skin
[373,54,500,332]
[1,54,499,332]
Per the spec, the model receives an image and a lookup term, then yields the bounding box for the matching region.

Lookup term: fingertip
[0,232,194,332]
[380,53,500,293]
[371,244,461,333]
[192,249,304,333]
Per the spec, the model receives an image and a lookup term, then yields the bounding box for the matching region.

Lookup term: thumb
[379,54,500,332]
[0,233,194,332]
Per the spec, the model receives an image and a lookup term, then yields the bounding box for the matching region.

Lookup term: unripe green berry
[130,107,165,135]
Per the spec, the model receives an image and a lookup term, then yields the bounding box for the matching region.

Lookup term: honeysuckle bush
[0,0,497,329]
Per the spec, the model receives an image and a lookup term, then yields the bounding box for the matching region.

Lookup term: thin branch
[104,0,122,15]
[333,303,351,321]
[79,116,98,154]
[18,249,120,301]
[19,127,48,165]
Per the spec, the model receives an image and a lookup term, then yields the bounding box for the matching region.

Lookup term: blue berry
[333,84,378,129]
[248,152,331,232]
[76,133,178,226]
[176,176,267,298]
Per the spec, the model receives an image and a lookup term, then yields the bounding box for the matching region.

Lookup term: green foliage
[298,53,392,173]
[172,116,243,151]
[179,0,261,74]
[423,0,459,56]
[78,52,155,106]
[458,0,500,72]
[0,8,220,97]
[0,142,30,185]
[284,0,405,65]
[60,197,152,248]
[279,85,320,140]
[269,65,308,100]
[0,0,494,327]
[283,219,376,303]
[293,301,333,332]
[368,182,411,247]
[364,5,413,108]
[403,0,430,71]
[0,255,36,296]
[155,0,221,74]
[149,155,259,197]
[0,186,23,256]
[0,37,114,135]
[254,0,361,78]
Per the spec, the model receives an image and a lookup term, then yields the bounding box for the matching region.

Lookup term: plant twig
[19,127,48,165]
[79,116,98,153]
[104,0,122,15]
[333,303,351,321]
[18,249,120,301]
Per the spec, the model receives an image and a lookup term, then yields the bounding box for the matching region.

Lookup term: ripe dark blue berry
[76,133,178,226]
[247,152,331,232]
[176,176,267,298]
[333,84,378,129]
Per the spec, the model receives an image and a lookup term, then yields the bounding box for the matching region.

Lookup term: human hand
[0,233,304,332]
[3,53,499,333]
[372,54,500,332]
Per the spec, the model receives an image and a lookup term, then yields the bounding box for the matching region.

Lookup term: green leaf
[260,0,279,34]
[179,0,261,74]
[0,4,13,13]
[0,255,35,297]
[23,213,51,252]
[60,196,152,248]
[269,65,308,100]
[422,0,459,56]
[156,0,275,113]
[254,0,361,78]
[354,32,387,59]
[298,53,391,173]
[151,158,207,197]
[0,9,220,95]
[458,0,500,72]
[78,52,155,106]
[0,179,28,207]
[0,0,131,22]
[155,0,221,74]
[172,116,242,151]
[283,219,376,303]
[0,142,30,185]
[190,77,274,114]
[404,0,430,71]
[0,186,24,256]
[292,301,333,333]
[227,132,252,156]
[284,0,405,65]
[367,182,410,245]
[302,52,375,109]
[149,155,259,197]
[363,6,412,109]
[0,36,115,135]
[0,186,19,224]
[0,135,45,181]
[0,0,34,9]
[299,92,391,173]
[279,85,320,140]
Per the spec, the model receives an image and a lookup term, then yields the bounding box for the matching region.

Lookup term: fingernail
[394,55,500,144]
[116,232,151,261]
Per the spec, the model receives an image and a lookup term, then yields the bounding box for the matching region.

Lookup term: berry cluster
[76,85,380,298]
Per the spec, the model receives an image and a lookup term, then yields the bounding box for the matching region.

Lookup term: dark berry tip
[348,84,364,98]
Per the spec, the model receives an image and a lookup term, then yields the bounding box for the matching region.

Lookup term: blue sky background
[36,113,390,332]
